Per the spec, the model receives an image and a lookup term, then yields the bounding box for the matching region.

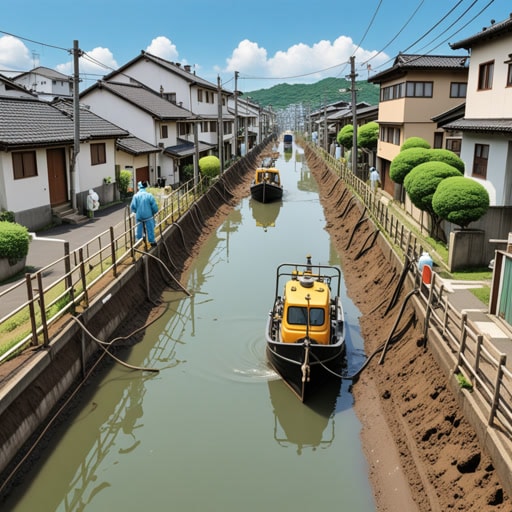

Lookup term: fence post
[25,273,38,346]
[79,248,88,309]
[37,272,49,347]
[489,354,507,426]
[110,226,117,278]
[474,334,483,390]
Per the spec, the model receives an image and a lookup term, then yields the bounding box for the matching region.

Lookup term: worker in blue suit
[130,181,159,247]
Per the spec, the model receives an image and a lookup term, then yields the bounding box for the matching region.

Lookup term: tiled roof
[450,15,512,49]
[0,96,75,148]
[164,140,215,157]
[0,96,129,150]
[14,66,70,81]
[90,81,192,120]
[443,118,512,133]
[116,136,160,155]
[53,99,129,139]
[368,54,468,83]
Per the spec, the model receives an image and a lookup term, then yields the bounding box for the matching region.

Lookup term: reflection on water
[268,378,342,454]
[249,198,282,230]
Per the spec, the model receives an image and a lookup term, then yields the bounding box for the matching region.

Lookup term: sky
[0,0,508,94]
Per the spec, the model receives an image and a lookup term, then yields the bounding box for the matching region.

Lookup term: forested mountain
[240,77,380,110]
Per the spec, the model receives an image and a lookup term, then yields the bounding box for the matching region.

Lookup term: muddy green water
[3,144,376,511]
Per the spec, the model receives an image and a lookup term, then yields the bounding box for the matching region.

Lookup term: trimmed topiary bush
[401,137,431,151]
[390,147,431,184]
[199,155,221,179]
[428,148,465,173]
[0,221,31,264]
[358,122,379,150]
[337,124,354,149]
[432,176,490,229]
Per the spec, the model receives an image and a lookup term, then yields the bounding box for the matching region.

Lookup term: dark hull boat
[265,255,346,402]
[250,167,283,203]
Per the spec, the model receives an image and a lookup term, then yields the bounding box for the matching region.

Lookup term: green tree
[337,124,353,149]
[181,163,194,183]
[428,148,465,173]
[404,161,463,239]
[401,137,431,151]
[358,122,379,150]
[432,176,490,229]
[199,155,221,179]
[389,147,431,184]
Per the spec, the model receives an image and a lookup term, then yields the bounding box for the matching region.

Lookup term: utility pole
[70,40,81,210]
[217,75,224,172]
[233,71,238,158]
[349,55,358,176]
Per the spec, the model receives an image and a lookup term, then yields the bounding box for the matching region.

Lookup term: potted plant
[102,176,115,203]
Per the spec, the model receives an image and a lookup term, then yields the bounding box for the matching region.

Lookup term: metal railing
[0,175,209,364]
[307,141,512,441]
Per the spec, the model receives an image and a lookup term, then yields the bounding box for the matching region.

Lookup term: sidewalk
[0,202,130,318]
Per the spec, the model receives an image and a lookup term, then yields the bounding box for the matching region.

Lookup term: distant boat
[283,132,293,151]
[250,167,283,203]
[265,255,346,402]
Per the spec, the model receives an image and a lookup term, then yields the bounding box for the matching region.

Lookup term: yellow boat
[265,255,346,402]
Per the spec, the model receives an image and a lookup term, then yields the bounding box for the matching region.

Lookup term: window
[381,82,404,101]
[287,306,325,326]
[197,89,203,102]
[473,144,489,178]
[478,61,494,90]
[450,82,467,98]
[406,81,433,97]
[161,125,168,138]
[380,125,401,145]
[12,151,37,179]
[90,143,106,165]
[178,122,192,136]
[446,138,461,155]
[507,63,512,87]
[162,92,176,103]
[434,132,443,149]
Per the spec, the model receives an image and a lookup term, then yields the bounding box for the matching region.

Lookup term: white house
[448,15,512,207]
[0,95,128,230]
[13,66,73,102]
[99,52,235,161]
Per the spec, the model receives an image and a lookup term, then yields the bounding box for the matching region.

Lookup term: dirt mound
[305,146,510,512]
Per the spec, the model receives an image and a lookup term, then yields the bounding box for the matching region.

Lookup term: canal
[3,142,376,511]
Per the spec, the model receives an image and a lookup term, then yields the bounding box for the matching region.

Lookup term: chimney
[184,65,191,72]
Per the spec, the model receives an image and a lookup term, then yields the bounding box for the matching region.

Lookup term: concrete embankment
[0,142,271,493]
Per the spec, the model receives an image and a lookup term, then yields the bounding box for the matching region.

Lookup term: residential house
[0,73,36,98]
[81,80,200,186]
[96,51,235,168]
[446,14,512,267]
[13,66,73,101]
[368,54,468,196]
[0,95,128,230]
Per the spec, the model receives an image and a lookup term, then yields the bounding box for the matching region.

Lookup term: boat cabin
[254,168,281,186]
[280,272,331,344]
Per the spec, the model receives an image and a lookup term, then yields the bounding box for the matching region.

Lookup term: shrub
[337,124,353,149]
[0,221,31,264]
[358,122,379,150]
[0,210,15,223]
[428,148,465,173]
[390,147,431,184]
[198,155,221,179]
[401,137,431,151]
[432,176,490,228]
[118,170,132,197]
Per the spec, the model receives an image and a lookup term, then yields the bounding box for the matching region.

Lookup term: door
[136,166,150,186]
[47,148,68,205]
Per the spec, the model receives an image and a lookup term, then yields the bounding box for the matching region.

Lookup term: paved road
[0,203,130,318]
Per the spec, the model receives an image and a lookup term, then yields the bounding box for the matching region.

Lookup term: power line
[0,29,69,52]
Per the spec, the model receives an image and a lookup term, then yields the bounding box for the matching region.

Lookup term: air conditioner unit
[158,143,164,148]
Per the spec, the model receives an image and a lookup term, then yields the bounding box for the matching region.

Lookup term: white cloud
[224,36,388,86]
[55,47,118,78]
[0,35,32,72]
[146,36,179,62]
